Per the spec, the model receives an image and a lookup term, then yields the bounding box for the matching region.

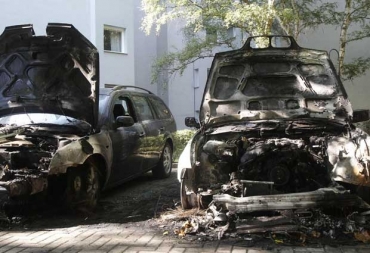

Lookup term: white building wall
[166,19,214,129]
[133,1,161,96]
[95,0,135,87]
[0,0,92,37]
[0,0,137,89]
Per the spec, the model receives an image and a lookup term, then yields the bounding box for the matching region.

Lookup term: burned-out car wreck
[0,24,176,214]
[178,36,370,241]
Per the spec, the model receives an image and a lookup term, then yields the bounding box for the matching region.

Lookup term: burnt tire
[152,142,172,179]
[63,162,100,211]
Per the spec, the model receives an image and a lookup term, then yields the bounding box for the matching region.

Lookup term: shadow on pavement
[0,168,180,230]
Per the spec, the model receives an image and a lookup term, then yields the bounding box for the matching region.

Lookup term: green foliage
[336,0,370,81]
[141,0,278,83]
[151,37,215,83]
[172,129,196,161]
[276,0,337,39]
[142,0,370,83]
[342,57,370,81]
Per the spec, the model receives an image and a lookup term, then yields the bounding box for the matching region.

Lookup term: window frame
[104,25,127,54]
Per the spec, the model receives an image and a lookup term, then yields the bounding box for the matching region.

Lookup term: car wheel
[64,161,100,211]
[152,142,172,179]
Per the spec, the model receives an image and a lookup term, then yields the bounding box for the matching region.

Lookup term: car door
[148,96,176,137]
[107,93,147,185]
[148,96,176,153]
[131,95,161,170]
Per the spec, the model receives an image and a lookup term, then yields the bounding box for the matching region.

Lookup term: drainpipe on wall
[193,64,199,118]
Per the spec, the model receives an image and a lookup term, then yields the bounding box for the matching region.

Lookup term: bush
[173,129,196,162]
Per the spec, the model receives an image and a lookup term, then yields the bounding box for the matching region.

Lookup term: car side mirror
[185,117,200,128]
[352,109,370,123]
[116,116,134,127]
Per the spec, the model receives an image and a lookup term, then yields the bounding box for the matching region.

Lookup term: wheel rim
[162,145,172,174]
[73,176,82,192]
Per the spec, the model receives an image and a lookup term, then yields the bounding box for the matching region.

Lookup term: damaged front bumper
[191,187,370,240]
[213,187,370,213]
[0,176,48,197]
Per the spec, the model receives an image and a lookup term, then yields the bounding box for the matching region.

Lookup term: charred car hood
[0,23,99,128]
[200,36,352,127]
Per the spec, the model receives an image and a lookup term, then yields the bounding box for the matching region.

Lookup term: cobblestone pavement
[1,223,370,253]
[0,168,370,253]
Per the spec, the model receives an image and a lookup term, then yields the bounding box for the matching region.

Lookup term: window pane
[104,30,111,51]
[104,28,123,52]
[110,30,122,52]
[150,98,171,119]
[132,96,154,121]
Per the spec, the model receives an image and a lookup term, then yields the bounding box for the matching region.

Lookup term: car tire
[63,161,100,211]
[152,142,172,179]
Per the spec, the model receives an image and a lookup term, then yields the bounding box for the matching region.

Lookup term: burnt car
[0,23,176,213]
[177,36,370,238]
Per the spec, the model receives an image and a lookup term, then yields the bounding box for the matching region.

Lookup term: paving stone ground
[1,224,370,253]
[1,168,370,253]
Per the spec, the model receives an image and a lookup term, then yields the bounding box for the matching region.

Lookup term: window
[227,27,235,39]
[206,28,217,42]
[104,25,126,53]
[149,97,172,119]
[193,68,199,88]
[132,96,154,121]
[111,96,136,121]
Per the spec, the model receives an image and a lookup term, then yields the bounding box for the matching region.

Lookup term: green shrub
[172,129,196,162]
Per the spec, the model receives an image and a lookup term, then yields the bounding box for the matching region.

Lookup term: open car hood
[0,23,99,128]
[200,36,352,126]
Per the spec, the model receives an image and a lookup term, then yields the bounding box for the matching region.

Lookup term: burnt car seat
[113,104,125,119]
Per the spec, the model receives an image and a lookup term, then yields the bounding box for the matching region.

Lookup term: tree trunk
[290,0,300,40]
[264,0,275,34]
[339,0,352,79]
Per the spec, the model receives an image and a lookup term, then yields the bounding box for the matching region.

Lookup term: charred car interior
[0,23,176,215]
[178,36,370,241]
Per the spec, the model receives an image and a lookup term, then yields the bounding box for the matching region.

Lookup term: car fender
[329,129,370,186]
[177,138,193,182]
[48,130,112,179]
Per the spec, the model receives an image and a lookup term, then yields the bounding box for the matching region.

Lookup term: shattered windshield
[0,113,91,130]
[212,63,338,99]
